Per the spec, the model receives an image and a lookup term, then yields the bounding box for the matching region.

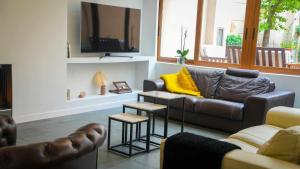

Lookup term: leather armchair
[0,115,106,169]
[0,115,17,147]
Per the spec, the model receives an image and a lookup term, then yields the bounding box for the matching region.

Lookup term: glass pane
[160,0,198,59]
[256,1,300,69]
[198,0,247,64]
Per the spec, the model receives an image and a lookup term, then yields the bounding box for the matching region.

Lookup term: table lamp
[94,72,107,95]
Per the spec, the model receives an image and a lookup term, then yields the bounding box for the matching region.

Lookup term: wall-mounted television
[81,2,141,53]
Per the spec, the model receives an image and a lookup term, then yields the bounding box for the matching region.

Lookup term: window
[158,0,198,60]
[197,0,248,65]
[252,0,300,71]
[216,28,224,46]
[157,0,300,75]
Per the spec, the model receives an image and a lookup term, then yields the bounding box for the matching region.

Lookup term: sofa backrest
[187,67,224,98]
[215,68,273,102]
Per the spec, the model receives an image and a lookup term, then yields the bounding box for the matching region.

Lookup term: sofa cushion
[170,95,199,112]
[222,138,258,153]
[257,126,300,164]
[215,74,271,103]
[187,67,224,98]
[229,125,281,148]
[147,95,199,113]
[194,99,244,121]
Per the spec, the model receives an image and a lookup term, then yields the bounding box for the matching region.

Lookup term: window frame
[157,0,300,75]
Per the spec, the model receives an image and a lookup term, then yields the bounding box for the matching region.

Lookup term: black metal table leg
[136,95,141,139]
[107,117,111,150]
[129,123,133,157]
[146,113,151,152]
[124,123,128,144]
[181,97,185,132]
[122,106,126,143]
[135,109,139,139]
[164,102,169,138]
[152,114,156,134]
[138,110,142,138]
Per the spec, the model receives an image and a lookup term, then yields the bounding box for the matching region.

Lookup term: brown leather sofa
[144,68,295,133]
[0,115,106,169]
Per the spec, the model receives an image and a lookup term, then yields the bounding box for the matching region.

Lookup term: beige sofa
[160,106,300,169]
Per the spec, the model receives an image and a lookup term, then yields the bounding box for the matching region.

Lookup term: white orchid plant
[177,26,189,61]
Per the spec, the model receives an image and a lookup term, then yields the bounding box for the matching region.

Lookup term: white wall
[141,0,159,56]
[67,0,158,96]
[0,0,159,123]
[67,63,137,97]
[154,62,300,108]
[0,0,68,122]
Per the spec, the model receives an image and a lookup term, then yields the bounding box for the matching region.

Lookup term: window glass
[255,1,300,69]
[198,0,247,64]
[160,0,198,59]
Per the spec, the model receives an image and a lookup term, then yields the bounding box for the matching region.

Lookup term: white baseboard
[14,98,136,124]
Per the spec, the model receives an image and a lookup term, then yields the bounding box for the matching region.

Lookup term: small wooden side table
[107,113,150,157]
[123,102,167,149]
[138,91,186,136]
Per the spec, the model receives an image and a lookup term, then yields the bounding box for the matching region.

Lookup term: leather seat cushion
[145,95,199,112]
[229,125,281,148]
[170,95,199,112]
[222,138,258,153]
[194,99,244,121]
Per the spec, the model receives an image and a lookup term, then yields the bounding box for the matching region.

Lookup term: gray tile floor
[17,107,229,169]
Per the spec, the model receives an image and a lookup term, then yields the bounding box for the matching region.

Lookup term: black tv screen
[81,2,141,53]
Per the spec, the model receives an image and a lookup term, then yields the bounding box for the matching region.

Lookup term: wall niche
[0,64,12,117]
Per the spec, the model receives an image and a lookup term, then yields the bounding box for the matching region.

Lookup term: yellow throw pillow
[257,126,300,164]
[160,67,201,97]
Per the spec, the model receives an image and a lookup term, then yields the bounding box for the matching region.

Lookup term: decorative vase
[177,57,186,64]
[100,85,106,95]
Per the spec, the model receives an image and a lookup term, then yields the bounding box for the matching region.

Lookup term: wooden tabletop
[123,102,167,111]
[139,91,184,100]
[109,113,149,123]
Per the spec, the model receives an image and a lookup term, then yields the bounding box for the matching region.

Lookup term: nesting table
[107,91,186,157]
[107,113,150,156]
[138,91,186,135]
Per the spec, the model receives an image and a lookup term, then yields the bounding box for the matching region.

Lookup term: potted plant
[177,26,189,64]
[226,34,243,46]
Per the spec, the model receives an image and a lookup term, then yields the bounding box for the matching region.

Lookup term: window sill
[157,58,300,76]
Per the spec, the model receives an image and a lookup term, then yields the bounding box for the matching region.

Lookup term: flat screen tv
[81,2,141,53]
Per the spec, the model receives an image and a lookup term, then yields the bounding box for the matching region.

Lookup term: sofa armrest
[243,91,295,128]
[266,106,300,128]
[0,123,106,169]
[0,115,16,148]
[143,79,166,92]
[223,150,300,169]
